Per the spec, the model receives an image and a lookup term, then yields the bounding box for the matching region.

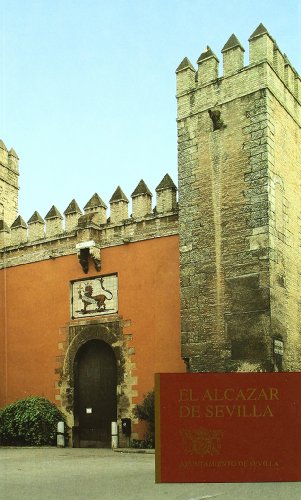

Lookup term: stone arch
[58,319,135,446]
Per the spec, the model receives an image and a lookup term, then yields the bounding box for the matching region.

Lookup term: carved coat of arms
[181,427,223,456]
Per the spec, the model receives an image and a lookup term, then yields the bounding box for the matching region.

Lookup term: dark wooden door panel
[74,340,117,447]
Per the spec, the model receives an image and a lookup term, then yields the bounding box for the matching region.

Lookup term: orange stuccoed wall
[0,234,185,409]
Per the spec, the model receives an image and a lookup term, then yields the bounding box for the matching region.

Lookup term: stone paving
[0,447,300,500]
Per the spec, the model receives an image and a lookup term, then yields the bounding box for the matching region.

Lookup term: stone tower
[177,24,301,373]
[0,139,19,228]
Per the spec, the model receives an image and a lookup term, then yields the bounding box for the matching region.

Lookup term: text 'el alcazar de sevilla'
[1,24,301,447]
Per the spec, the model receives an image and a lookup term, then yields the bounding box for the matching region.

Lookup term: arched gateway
[74,340,117,447]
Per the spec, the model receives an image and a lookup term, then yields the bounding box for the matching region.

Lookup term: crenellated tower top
[0,139,19,227]
[176,23,300,124]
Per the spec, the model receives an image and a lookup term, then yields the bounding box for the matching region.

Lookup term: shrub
[0,396,67,446]
[132,389,155,448]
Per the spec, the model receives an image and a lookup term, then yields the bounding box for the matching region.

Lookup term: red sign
[155,372,301,483]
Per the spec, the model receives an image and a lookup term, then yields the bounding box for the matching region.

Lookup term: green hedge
[0,396,67,446]
[132,390,155,448]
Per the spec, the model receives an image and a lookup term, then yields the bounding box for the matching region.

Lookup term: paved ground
[0,447,300,500]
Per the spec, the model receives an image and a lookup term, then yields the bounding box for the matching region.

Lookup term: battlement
[176,23,301,124]
[0,174,179,261]
[0,139,19,228]
[0,139,19,173]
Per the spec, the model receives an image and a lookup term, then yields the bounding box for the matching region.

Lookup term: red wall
[0,235,185,408]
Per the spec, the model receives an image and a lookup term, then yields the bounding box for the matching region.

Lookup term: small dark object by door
[121,418,131,436]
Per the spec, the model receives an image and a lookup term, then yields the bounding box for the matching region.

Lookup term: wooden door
[74,340,117,447]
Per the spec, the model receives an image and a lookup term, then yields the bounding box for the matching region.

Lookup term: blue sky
[1,0,300,222]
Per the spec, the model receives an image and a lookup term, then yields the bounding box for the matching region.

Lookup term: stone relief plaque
[71,274,118,318]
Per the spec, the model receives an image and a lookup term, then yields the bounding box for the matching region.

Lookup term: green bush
[0,396,67,446]
[130,437,154,449]
[132,389,155,448]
